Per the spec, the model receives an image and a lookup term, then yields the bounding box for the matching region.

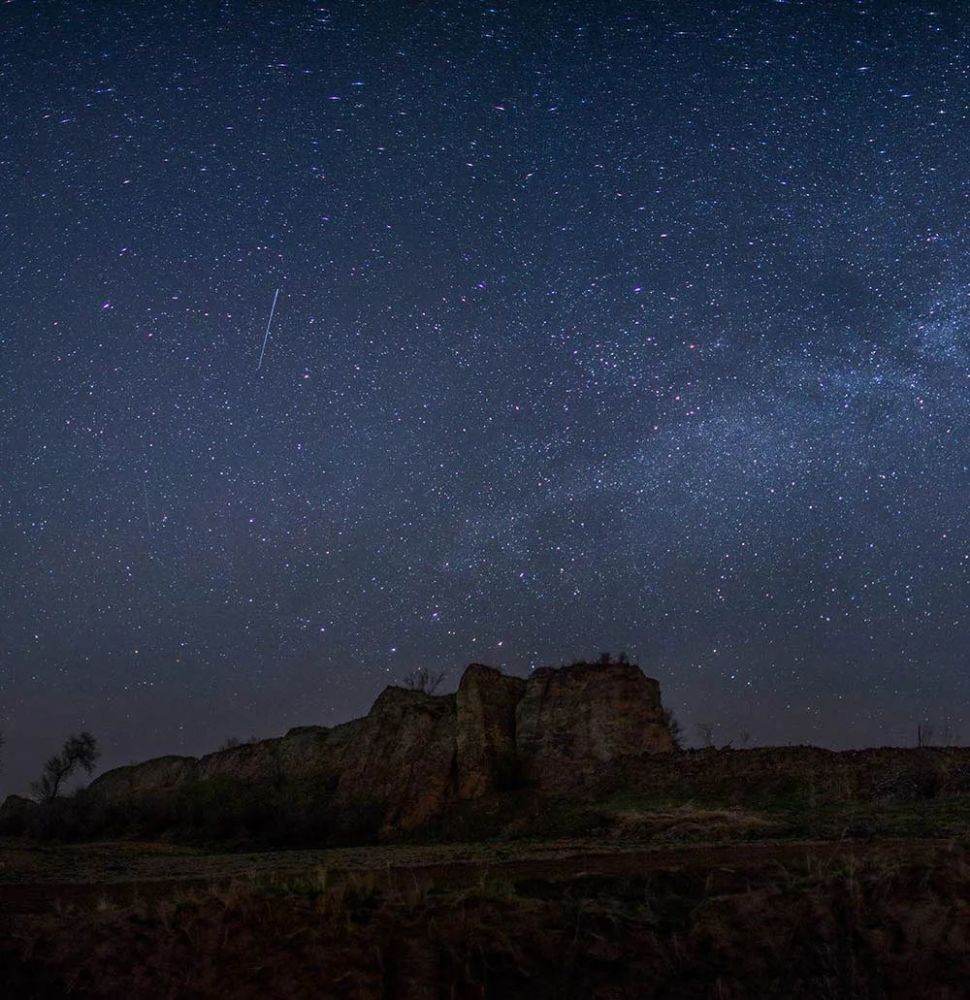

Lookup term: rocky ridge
[86,660,674,833]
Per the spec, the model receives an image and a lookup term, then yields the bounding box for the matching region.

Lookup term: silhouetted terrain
[4,660,970,997]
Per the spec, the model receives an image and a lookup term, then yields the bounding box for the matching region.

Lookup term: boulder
[456,663,527,798]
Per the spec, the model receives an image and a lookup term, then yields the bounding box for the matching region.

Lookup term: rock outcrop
[516,661,674,792]
[456,664,526,798]
[90,755,199,800]
[331,687,458,831]
[88,659,676,835]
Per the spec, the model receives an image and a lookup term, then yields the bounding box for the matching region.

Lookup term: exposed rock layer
[516,662,673,792]
[456,664,526,798]
[87,660,674,832]
[594,744,970,804]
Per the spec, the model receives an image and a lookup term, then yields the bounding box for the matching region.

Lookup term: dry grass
[5,840,970,998]
[607,805,780,841]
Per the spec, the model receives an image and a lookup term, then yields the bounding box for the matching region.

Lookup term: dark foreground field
[7,742,970,996]
[3,835,970,999]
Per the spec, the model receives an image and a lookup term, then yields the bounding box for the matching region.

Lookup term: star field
[1,1,967,792]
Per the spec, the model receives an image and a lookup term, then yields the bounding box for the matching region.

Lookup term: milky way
[1,1,967,792]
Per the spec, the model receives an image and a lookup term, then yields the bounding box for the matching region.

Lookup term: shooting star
[256,287,281,372]
[143,479,153,533]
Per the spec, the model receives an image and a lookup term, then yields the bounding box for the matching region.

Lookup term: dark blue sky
[1,0,967,794]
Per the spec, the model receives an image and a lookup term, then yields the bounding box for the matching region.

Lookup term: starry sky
[1,1,968,794]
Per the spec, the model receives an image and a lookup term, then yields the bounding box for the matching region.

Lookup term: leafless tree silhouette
[32,732,100,802]
[402,667,446,694]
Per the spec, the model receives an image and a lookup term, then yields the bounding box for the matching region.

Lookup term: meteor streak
[256,287,280,372]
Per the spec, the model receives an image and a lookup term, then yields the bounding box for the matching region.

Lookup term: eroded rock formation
[87,659,675,833]
[331,687,458,831]
[456,663,526,798]
[516,661,674,792]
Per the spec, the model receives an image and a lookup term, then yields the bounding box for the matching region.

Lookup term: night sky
[1,1,967,795]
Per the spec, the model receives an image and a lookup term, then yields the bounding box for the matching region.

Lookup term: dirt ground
[0,834,960,913]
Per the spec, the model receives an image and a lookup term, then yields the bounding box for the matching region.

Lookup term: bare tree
[32,732,100,802]
[402,667,446,694]
[739,729,752,748]
[917,722,961,747]
[661,709,684,750]
[697,722,715,749]
[938,722,960,746]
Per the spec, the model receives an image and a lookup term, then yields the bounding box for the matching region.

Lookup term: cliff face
[330,687,458,831]
[456,664,527,799]
[516,661,674,793]
[89,660,674,834]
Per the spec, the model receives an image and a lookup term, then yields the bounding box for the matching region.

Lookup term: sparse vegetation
[1,775,386,849]
[661,708,685,750]
[917,721,961,747]
[402,666,446,694]
[597,650,630,665]
[4,843,970,999]
[217,736,258,751]
[565,652,636,669]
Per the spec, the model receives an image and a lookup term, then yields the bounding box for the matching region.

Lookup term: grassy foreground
[6,750,970,996]
[3,836,970,998]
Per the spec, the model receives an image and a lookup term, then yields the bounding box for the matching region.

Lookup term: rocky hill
[86,659,675,834]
